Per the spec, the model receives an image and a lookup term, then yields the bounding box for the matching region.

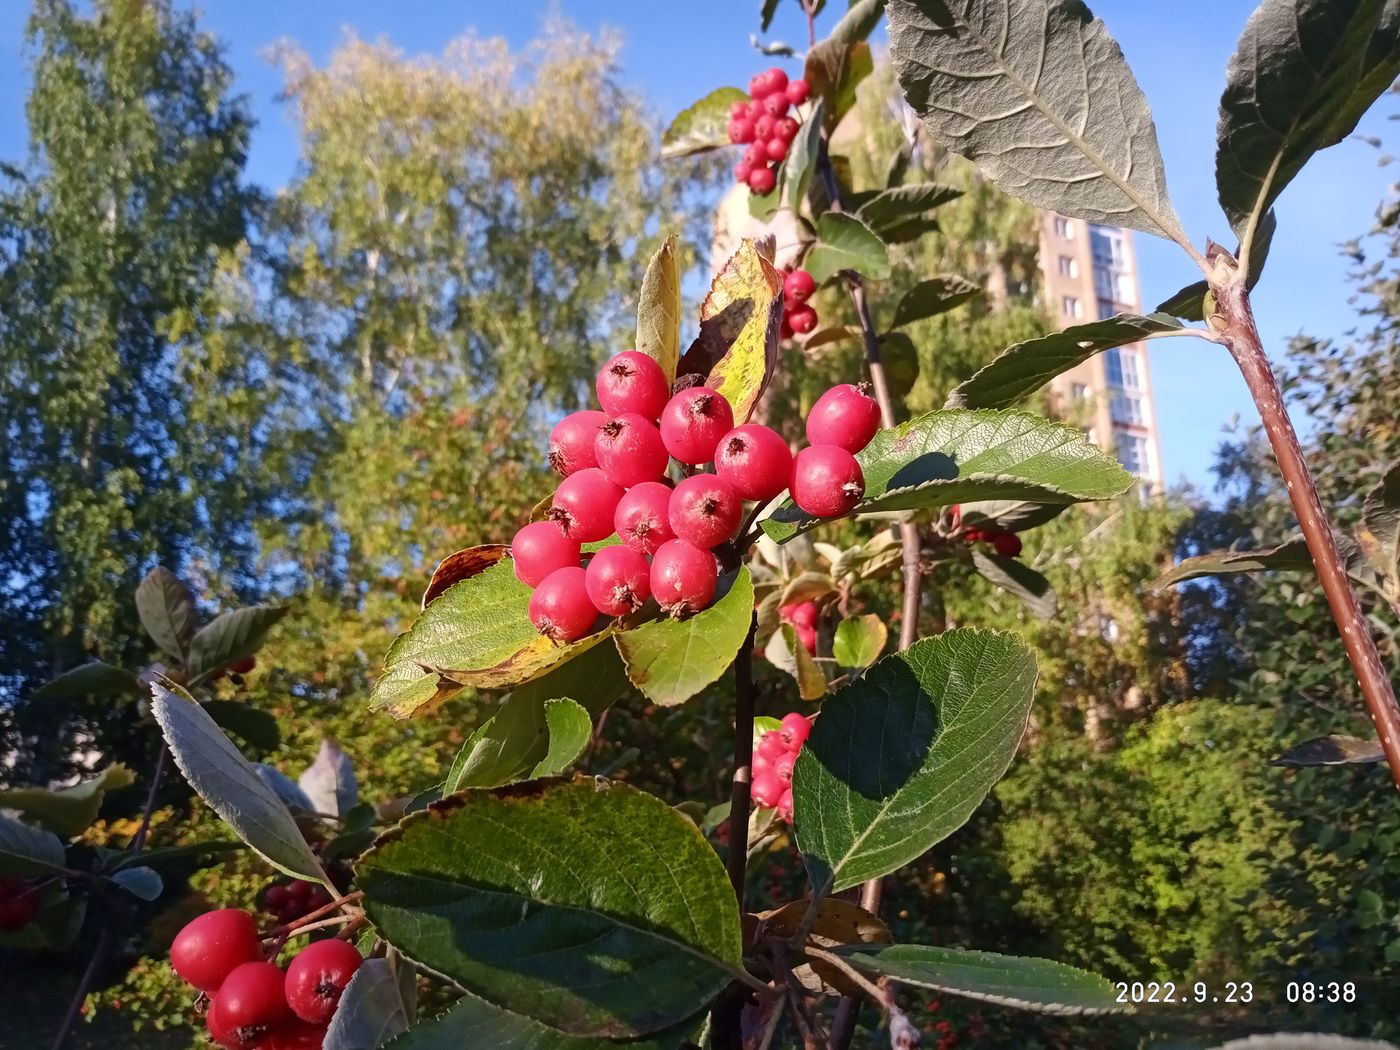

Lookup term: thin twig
[802,947,887,1004]
[802,0,818,47]
[50,923,112,1050]
[771,943,822,1050]
[726,616,761,904]
[131,745,167,853]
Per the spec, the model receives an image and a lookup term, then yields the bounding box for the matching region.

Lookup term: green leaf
[1359,462,1400,581]
[889,275,980,330]
[1271,735,1388,767]
[805,213,891,284]
[855,184,963,242]
[636,234,682,381]
[794,629,1037,891]
[358,778,744,1038]
[748,183,781,221]
[947,314,1188,410]
[0,763,134,839]
[324,958,412,1050]
[253,764,315,812]
[886,0,1188,246]
[970,547,1058,620]
[1151,539,1314,590]
[531,700,593,778]
[299,739,359,817]
[782,99,826,211]
[203,700,280,752]
[187,605,288,681]
[370,558,615,719]
[445,642,628,792]
[839,944,1126,1015]
[135,566,196,659]
[760,0,782,32]
[30,661,142,702]
[879,332,920,402]
[386,993,701,1050]
[0,813,67,877]
[677,241,785,425]
[112,840,244,871]
[763,409,1133,542]
[151,683,328,883]
[765,623,828,701]
[661,87,750,159]
[616,569,756,706]
[1215,0,1400,263]
[958,499,1068,534]
[885,140,914,188]
[833,615,888,669]
[804,39,874,131]
[109,865,163,901]
[830,0,888,43]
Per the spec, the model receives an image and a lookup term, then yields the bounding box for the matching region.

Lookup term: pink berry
[774,752,796,784]
[748,72,771,98]
[780,601,819,629]
[764,67,789,97]
[714,424,792,502]
[762,93,789,119]
[549,410,606,476]
[795,623,818,655]
[765,137,788,162]
[528,566,597,642]
[595,413,669,488]
[650,539,718,616]
[728,118,755,145]
[551,468,624,543]
[170,909,261,993]
[783,269,816,306]
[781,316,794,340]
[787,304,818,334]
[752,770,784,808]
[729,101,748,120]
[779,712,811,750]
[753,748,771,776]
[734,160,754,184]
[777,789,794,823]
[284,938,363,1025]
[806,383,881,453]
[753,113,775,140]
[668,475,742,549]
[747,99,765,122]
[214,961,292,1043]
[659,387,735,465]
[748,166,776,195]
[743,142,766,167]
[614,481,676,556]
[757,731,788,763]
[991,532,1023,558]
[596,351,669,420]
[773,117,799,143]
[790,445,864,518]
[585,546,652,616]
[511,521,580,587]
[785,79,810,105]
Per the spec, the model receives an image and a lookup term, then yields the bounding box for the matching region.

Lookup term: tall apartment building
[1039,212,1164,495]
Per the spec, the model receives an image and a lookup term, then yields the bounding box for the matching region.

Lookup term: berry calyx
[650,539,718,617]
[511,520,580,588]
[614,481,676,556]
[585,545,652,616]
[548,410,606,477]
[785,78,810,105]
[714,424,792,502]
[747,166,776,195]
[659,387,735,465]
[550,468,624,543]
[779,712,812,750]
[751,770,784,809]
[782,268,816,306]
[780,601,818,629]
[595,351,669,420]
[990,532,1023,559]
[806,383,881,453]
[170,908,261,993]
[284,938,364,1025]
[594,413,669,488]
[787,304,818,335]
[790,445,865,518]
[668,475,742,549]
[774,751,796,784]
[757,730,789,763]
[528,566,597,643]
[214,961,292,1047]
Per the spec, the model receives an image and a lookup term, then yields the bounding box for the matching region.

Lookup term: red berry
[268,1019,327,1050]
[585,545,652,616]
[754,113,776,140]
[0,879,39,932]
[230,655,257,675]
[963,528,989,544]
[748,72,771,98]
[791,445,864,518]
[787,304,818,334]
[780,601,818,629]
[595,413,669,488]
[783,269,816,305]
[288,880,313,902]
[785,78,810,105]
[751,770,784,808]
[214,961,291,1046]
[170,909,261,993]
[511,520,580,588]
[650,539,718,616]
[595,351,669,420]
[734,160,754,184]
[780,316,794,340]
[807,383,881,453]
[757,731,788,763]
[752,748,771,776]
[285,938,364,1025]
[659,387,734,465]
[773,117,800,143]
[747,99,765,121]
[305,887,332,912]
[777,789,794,823]
[743,142,766,167]
[764,137,788,162]
[763,67,789,97]
[714,424,792,502]
[779,712,811,750]
[762,93,789,118]
[774,752,796,784]
[206,996,241,1049]
[795,623,818,656]
[990,532,1023,559]
[747,166,776,195]
[729,101,748,119]
[551,468,624,543]
[668,475,742,549]
[528,567,597,643]
[727,117,755,145]
[548,410,606,476]
[263,885,290,911]
[614,481,676,556]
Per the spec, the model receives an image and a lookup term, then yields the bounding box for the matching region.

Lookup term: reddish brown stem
[1215,276,1400,789]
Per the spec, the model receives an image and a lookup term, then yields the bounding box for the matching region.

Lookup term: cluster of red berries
[261,880,333,927]
[751,712,812,822]
[513,354,877,642]
[0,877,39,932]
[779,600,818,655]
[964,528,1023,559]
[728,66,810,195]
[171,908,363,1049]
[779,267,818,339]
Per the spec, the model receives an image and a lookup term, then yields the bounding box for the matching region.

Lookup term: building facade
[1038,212,1164,495]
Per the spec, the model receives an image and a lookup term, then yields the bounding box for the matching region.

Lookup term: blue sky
[1,1,1393,490]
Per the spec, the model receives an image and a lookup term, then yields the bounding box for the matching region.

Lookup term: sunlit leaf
[1271,735,1387,767]
[805,213,891,284]
[889,275,980,330]
[30,661,142,702]
[187,605,288,681]
[299,739,359,818]
[661,87,749,158]
[135,566,196,659]
[636,234,682,381]
[1151,539,1314,590]
[0,763,134,839]
[833,615,888,669]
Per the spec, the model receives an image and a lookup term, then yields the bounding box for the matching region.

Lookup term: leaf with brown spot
[756,898,891,996]
[422,545,509,609]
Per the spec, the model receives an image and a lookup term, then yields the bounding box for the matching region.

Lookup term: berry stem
[724,615,760,905]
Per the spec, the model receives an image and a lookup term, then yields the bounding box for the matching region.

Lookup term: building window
[1115,432,1150,475]
[1098,298,1117,320]
[1061,295,1082,319]
[1057,255,1077,277]
[1104,347,1140,390]
[1090,226,1126,267]
[1054,216,1073,239]
[1070,382,1090,401]
[1110,393,1144,425]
